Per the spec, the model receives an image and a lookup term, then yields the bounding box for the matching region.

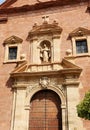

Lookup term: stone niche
[28,20,62,64]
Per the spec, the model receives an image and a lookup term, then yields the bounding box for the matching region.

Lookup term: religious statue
[39,43,51,63]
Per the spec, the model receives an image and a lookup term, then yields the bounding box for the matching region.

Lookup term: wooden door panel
[30,113,45,118]
[30,119,44,126]
[29,90,62,130]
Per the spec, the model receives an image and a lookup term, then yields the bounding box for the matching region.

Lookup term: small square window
[8,47,17,60]
[3,35,23,63]
[76,39,88,54]
[69,27,90,57]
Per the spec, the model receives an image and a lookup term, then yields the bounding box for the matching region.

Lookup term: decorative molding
[0,16,8,23]
[69,27,90,56]
[28,20,62,39]
[40,77,50,88]
[69,27,90,38]
[3,35,23,45]
[57,85,66,94]
[26,85,40,97]
[3,35,23,63]
[10,58,82,78]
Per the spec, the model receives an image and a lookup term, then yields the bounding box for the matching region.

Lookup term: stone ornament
[40,77,50,88]
[66,49,72,56]
[26,85,39,97]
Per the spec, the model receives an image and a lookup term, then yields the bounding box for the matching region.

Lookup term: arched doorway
[29,90,62,130]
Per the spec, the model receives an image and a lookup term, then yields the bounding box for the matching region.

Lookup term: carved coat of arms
[40,77,50,88]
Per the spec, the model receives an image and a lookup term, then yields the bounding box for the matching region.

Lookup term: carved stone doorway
[29,90,62,130]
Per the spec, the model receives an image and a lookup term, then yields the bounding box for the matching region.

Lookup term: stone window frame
[69,27,90,57]
[3,35,23,63]
[71,36,90,56]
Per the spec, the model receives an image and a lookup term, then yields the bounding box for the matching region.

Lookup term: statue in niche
[39,43,51,63]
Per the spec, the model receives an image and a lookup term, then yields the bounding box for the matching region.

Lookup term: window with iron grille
[8,47,17,60]
[76,39,88,54]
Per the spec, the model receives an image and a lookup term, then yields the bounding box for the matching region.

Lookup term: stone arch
[25,85,66,108]
[38,38,52,48]
[25,85,66,130]
[40,40,51,48]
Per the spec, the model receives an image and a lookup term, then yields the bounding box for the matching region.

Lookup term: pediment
[3,35,23,45]
[61,58,81,69]
[10,58,82,77]
[28,21,62,38]
[69,27,90,37]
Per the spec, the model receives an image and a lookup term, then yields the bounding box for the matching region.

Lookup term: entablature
[10,58,82,88]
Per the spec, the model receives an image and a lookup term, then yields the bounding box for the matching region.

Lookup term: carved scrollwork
[26,85,39,97]
[57,85,66,94]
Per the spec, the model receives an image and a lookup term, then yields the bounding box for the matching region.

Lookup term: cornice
[10,68,82,78]
[28,21,62,39]
[0,0,88,15]
[10,58,82,78]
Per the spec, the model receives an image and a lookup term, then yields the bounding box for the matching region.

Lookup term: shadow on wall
[6,77,14,88]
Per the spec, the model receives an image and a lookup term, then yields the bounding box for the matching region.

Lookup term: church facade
[0,0,90,130]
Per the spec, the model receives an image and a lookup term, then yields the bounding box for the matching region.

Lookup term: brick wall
[0,2,90,130]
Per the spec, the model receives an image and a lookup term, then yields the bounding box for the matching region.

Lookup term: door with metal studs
[29,90,62,130]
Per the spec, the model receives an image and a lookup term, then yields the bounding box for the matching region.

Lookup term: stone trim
[3,35,23,63]
[3,35,23,45]
[71,36,90,56]
[25,85,67,130]
[69,27,90,38]
[28,21,62,39]
[69,27,90,56]
[25,85,66,106]
[10,89,17,130]
[0,16,8,23]
[10,65,81,130]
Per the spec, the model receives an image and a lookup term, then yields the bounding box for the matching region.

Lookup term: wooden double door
[29,90,62,130]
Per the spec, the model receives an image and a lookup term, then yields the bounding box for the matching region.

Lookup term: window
[3,35,23,63]
[8,47,17,60]
[69,27,90,56]
[76,39,88,54]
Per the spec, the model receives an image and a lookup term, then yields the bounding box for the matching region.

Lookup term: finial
[53,19,58,25]
[66,49,72,56]
[33,22,38,28]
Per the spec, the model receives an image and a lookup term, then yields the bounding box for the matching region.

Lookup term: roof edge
[0,0,88,15]
[0,0,17,8]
